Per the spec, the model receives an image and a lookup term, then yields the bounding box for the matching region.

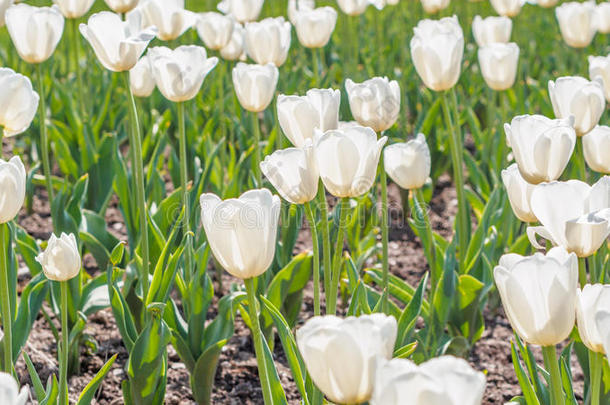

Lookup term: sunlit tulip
[595,3,610,33]
[244,17,291,67]
[220,22,246,61]
[336,0,372,15]
[136,0,195,41]
[0,156,25,224]
[0,0,12,27]
[588,55,610,102]
[583,126,610,174]
[371,0,401,8]
[472,15,512,47]
[490,0,523,17]
[217,0,263,23]
[315,126,387,198]
[420,0,450,14]
[478,43,519,91]
[296,314,397,404]
[288,0,314,24]
[536,0,558,8]
[494,247,578,346]
[0,69,39,137]
[293,7,337,48]
[53,0,94,19]
[549,76,605,136]
[199,189,281,280]
[196,12,234,51]
[5,4,64,64]
[0,372,28,405]
[555,1,596,48]
[148,46,218,102]
[410,16,464,92]
[277,88,340,147]
[80,11,157,72]
[504,114,576,184]
[232,62,279,112]
[501,164,537,223]
[345,77,400,133]
[104,0,139,14]
[384,134,431,190]
[371,356,486,405]
[595,310,610,358]
[576,284,610,353]
[36,233,81,282]
[129,55,155,98]
[528,177,610,258]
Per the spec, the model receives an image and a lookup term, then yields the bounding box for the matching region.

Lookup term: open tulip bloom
[595,3,610,33]
[549,76,605,136]
[288,0,315,23]
[583,125,610,174]
[129,55,155,98]
[293,6,337,49]
[589,55,610,102]
[217,0,264,23]
[0,373,28,405]
[53,0,95,19]
[336,0,375,16]
[478,43,519,91]
[196,11,234,51]
[244,16,291,67]
[556,1,597,48]
[104,0,140,14]
[345,77,400,133]
[501,164,537,223]
[472,15,512,47]
[490,0,524,17]
[220,22,246,61]
[133,0,195,41]
[0,69,39,137]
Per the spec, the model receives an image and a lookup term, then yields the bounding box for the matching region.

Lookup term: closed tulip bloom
[245,17,291,67]
[536,0,558,8]
[0,156,26,224]
[129,55,155,98]
[501,164,537,223]
[294,7,337,48]
[104,0,139,14]
[336,0,372,15]
[588,55,610,102]
[199,189,280,280]
[0,69,39,137]
[583,126,610,173]
[494,247,578,346]
[472,15,512,47]
[5,4,64,64]
[576,284,610,353]
[136,0,195,41]
[232,62,279,112]
[420,0,450,14]
[196,12,234,51]
[556,1,596,48]
[315,126,387,197]
[384,134,431,190]
[0,0,13,27]
[595,3,610,33]
[217,0,263,23]
[80,11,157,72]
[53,0,94,18]
[36,233,81,282]
[595,310,610,358]
[220,22,246,61]
[346,77,400,133]
[371,356,486,405]
[504,114,576,184]
[549,76,605,136]
[296,314,397,404]
[478,42,519,91]
[490,0,523,17]
[148,46,218,102]
[288,0,314,24]
[410,16,464,92]
[0,373,28,405]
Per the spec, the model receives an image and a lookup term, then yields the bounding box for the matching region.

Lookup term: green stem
[579,257,587,288]
[590,350,602,405]
[71,19,86,121]
[379,154,389,314]
[312,47,319,87]
[252,112,262,187]
[36,63,54,202]
[304,202,321,316]
[413,189,436,292]
[327,197,350,315]
[317,181,332,311]
[59,281,69,405]
[576,136,588,182]
[542,345,565,405]
[177,102,193,281]
[0,224,12,375]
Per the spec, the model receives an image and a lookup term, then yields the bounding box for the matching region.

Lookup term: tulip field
[1,0,610,403]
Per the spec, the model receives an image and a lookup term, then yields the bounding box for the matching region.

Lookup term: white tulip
[135,0,195,41]
[0,0,13,27]
[217,0,264,23]
[277,88,340,147]
[0,68,39,137]
[410,16,464,92]
[536,0,558,8]
[129,55,155,98]
[490,0,523,17]
[494,247,578,346]
[576,284,610,353]
[504,114,576,184]
[371,356,486,405]
[315,126,387,198]
[232,62,279,112]
[527,177,610,258]
[293,7,337,48]
[199,189,280,280]
[296,314,397,404]
[595,2,610,33]
[0,156,25,224]
[0,372,28,405]
[549,76,605,136]
[5,4,64,64]
[472,15,512,47]
[345,77,400,133]
[245,17,291,67]
[501,164,537,223]
[588,55,610,102]
[148,46,218,102]
[384,134,431,190]
[583,126,610,174]
[80,11,157,72]
[196,12,234,51]
[53,0,94,18]
[371,0,400,9]
[555,1,596,48]
[36,233,81,282]
[478,42,519,91]
[336,0,372,15]
[595,310,610,359]
[288,0,315,24]
[420,0,450,14]
[220,22,246,61]
[104,0,139,14]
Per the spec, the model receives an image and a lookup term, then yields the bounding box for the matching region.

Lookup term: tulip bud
[504,114,576,184]
[196,12,233,52]
[199,189,281,280]
[555,1,596,48]
[410,16,464,92]
[0,372,28,405]
[232,62,279,112]
[583,126,610,174]
[501,164,537,223]
[217,0,263,23]
[0,0,13,27]
[345,77,400,133]
[148,46,218,102]
[371,356,486,405]
[478,42,519,91]
[36,233,81,282]
[0,156,26,224]
[244,17,291,67]
[53,0,94,19]
[5,4,64,64]
[494,247,578,346]
[293,7,337,49]
[104,0,139,14]
[588,55,610,102]
[129,55,155,98]
[296,314,397,404]
[595,3,610,33]
[220,22,246,61]
[384,134,431,190]
[288,0,314,24]
[315,126,387,198]
[549,76,605,136]
[0,68,39,137]
[472,15,512,47]
[135,0,195,41]
[336,0,372,15]
[576,284,610,353]
[420,0,450,14]
[490,0,523,17]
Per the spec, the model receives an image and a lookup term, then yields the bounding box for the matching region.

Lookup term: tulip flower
[595,310,610,358]
[53,0,94,19]
[345,77,401,133]
[490,0,523,17]
[293,7,338,49]
[244,17,291,67]
[536,0,558,7]
[336,0,373,15]
[588,55,610,102]
[0,156,26,224]
[556,1,596,48]
[232,63,279,113]
[0,0,12,27]
[501,164,537,223]
[478,43,519,91]
[0,69,39,137]
[288,0,314,24]
[528,177,610,258]
[384,134,431,190]
[595,3,610,33]
[549,76,605,136]
[104,0,139,14]
[296,314,397,404]
[129,55,155,98]
[135,0,195,41]
[371,356,486,405]
[504,114,576,184]
[583,126,610,174]
[472,15,512,47]
[220,22,246,61]
[217,0,263,23]
[0,373,28,405]
[576,284,610,353]
[420,0,450,14]
[196,12,234,51]
[410,16,464,92]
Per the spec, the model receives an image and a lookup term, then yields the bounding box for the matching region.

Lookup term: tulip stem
[304,202,321,316]
[177,102,193,280]
[70,19,86,121]
[59,280,69,405]
[0,224,12,376]
[312,48,320,86]
[317,181,332,311]
[379,153,390,314]
[252,112,262,187]
[36,63,54,202]
[579,257,587,288]
[590,350,602,405]
[327,197,350,315]
[412,189,436,292]
[576,137,588,182]
[542,345,565,405]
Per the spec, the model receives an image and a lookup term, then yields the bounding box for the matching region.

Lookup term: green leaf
[77,354,118,405]
[394,342,418,359]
